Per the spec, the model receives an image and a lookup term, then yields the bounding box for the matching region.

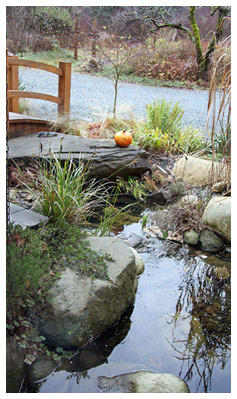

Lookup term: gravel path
[20,68,218,131]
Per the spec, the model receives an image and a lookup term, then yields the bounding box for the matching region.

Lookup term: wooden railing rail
[8,90,63,104]
[6,49,71,116]
[8,58,64,76]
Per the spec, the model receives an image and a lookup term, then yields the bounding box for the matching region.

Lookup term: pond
[21,219,231,393]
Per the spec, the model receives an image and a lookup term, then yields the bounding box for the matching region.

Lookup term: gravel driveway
[20,68,220,132]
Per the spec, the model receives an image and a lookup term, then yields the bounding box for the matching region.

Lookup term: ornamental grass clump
[133,99,208,155]
[146,99,184,134]
[17,152,109,224]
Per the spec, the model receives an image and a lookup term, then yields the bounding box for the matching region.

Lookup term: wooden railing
[6,49,71,117]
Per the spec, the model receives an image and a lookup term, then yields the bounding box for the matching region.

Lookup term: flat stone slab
[9,132,151,179]
[10,203,48,228]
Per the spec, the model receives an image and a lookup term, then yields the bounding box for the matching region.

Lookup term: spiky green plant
[15,152,109,224]
[146,99,184,134]
[133,124,208,155]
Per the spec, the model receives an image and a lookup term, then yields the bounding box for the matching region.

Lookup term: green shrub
[6,224,54,313]
[6,222,112,361]
[117,176,147,200]
[134,124,208,155]
[146,99,184,134]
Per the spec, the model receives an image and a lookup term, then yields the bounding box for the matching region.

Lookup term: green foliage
[175,126,210,154]
[34,6,72,36]
[134,124,208,155]
[38,222,112,280]
[132,100,208,155]
[142,214,148,229]
[6,224,54,312]
[117,176,147,200]
[214,125,231,156]
[146,99,184,134]
[6,221,112,362]
[16,152,109,224]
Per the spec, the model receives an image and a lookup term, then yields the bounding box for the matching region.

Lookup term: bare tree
[98,34,140,117]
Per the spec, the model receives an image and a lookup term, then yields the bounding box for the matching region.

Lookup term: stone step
[9,203,48,228]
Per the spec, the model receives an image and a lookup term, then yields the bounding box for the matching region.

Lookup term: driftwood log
[9,132,151,179]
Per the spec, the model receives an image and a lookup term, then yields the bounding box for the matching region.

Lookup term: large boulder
[38,237,139,349]
[202,196,231,242]
[9,132,151,179]
[172,156,230,186]
[97,371,190,393]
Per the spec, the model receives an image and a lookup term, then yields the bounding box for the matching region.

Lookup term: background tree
[6,6,73,52]
[98,33,140,117]
[145,6,231,80]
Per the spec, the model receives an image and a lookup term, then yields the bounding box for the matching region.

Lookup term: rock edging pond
[37,236,143,349]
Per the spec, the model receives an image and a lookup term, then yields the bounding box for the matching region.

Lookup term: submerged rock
[26,357,60,383]
[38,237,140,349]
[97,371,190,393]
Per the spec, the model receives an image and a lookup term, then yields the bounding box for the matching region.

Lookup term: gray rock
[180,194,199,205]
[26,357,60,383]
[6,335,25,393]
[184,229,199,246]
[128,234,143,248]
[211,181,227,193]
[172,156,230,186]
[202,196,231,242]
[130,247,145,275]
[38,237,138,349]
[9,132,151,179]
[147,190,172,205]
[199,230,225,253]
[9,202,48,228]
[97,371,190,393]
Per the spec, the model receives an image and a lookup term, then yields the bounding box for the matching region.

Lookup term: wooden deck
[9,112,52,138]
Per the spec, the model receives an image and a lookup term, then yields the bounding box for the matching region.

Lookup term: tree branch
[148,19,195,43]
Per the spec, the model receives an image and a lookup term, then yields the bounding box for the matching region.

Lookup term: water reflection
[167,255,231,392]
[20,227,231,393]
[22,306,133,392]
[59,305,133,374]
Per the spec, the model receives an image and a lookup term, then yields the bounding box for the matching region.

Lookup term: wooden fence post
[73,17,79,61]
[58,61,71,116]
[7,51,19,113]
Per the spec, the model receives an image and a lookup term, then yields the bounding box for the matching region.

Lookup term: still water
[22,222,231,393]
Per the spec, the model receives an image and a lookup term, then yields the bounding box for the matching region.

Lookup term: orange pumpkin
[114,130,132,148]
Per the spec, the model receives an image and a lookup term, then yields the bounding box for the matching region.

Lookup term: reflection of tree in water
[167,256,230,393]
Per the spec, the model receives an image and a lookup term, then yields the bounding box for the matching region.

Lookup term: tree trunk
[201,7,230,80]
[190,6,230,81]
[113,78,118,117]
[189,6,205,80]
